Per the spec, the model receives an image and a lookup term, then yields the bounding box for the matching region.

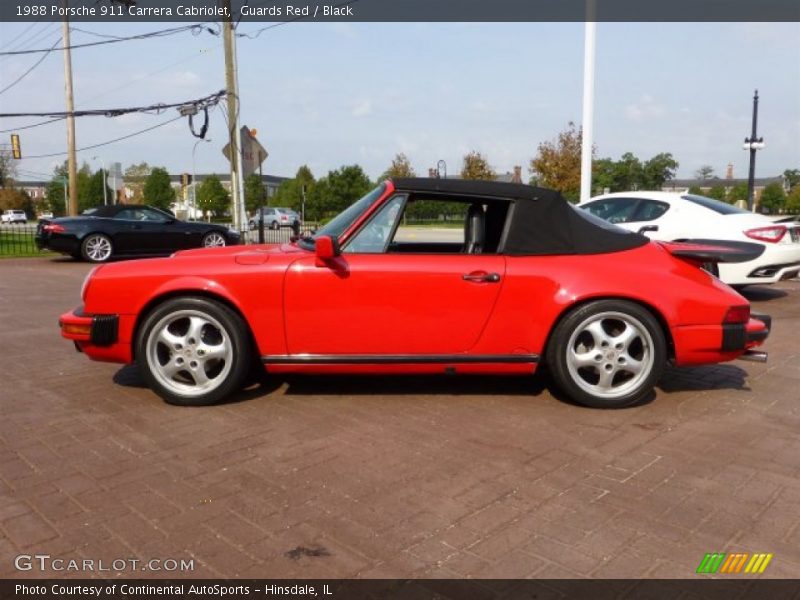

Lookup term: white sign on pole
[106,162,124,191]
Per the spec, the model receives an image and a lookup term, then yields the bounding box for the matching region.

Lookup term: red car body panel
[60,181,768,377]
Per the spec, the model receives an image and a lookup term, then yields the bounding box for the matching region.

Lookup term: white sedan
[579,191,800,286]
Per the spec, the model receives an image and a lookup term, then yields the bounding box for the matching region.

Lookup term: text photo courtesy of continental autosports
[1,0,800,597]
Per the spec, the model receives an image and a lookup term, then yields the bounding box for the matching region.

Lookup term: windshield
[682,194,748,215]
[298,184,386,249]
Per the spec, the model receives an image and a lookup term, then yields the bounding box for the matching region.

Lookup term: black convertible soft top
[391,178,649,256]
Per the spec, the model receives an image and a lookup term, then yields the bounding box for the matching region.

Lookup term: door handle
[462,271,501,283]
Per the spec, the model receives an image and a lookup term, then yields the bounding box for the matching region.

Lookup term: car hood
[173,242,304,260]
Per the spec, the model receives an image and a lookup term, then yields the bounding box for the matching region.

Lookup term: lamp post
[437,160,447,179]
[192,138,212,220]
[91,156,107,206]
[743,90,765,212]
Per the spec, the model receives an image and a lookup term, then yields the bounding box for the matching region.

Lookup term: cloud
[625,94,665,122]
[352,99,373,117]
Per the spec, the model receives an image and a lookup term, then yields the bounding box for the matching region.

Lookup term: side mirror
[637,225,659,234]
[315,235,340,263]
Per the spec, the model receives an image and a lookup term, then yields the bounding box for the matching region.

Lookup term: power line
[0,19,44,51]
[23,115,183,159]
[0,118,67,135]
[0,37,62,96]
[0,23,218,56]
[0,89,226,118]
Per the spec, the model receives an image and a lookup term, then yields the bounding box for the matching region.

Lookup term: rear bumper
[672,313,770,366]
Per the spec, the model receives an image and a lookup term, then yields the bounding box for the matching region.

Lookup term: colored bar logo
[696,552,773,574]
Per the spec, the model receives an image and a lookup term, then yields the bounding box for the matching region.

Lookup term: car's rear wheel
[136,297,252,406]
[270,220,279,230]
[81,233,113,263]
[202,232,226,247]
[546,300,666,408]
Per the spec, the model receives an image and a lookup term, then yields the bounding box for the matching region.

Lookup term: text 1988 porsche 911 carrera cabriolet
[59,179,770,408]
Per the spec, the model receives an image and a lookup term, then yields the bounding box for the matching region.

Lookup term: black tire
[135,297,252,406]
[545,299,666,408]
[270,220,279,230]
[80,233,113,263]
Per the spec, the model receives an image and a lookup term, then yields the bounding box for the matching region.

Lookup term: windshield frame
[297,183,387,250]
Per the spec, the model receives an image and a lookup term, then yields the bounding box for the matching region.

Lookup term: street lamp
[743,90,765,212]
[91,155,108,206]
[192,138,212,220]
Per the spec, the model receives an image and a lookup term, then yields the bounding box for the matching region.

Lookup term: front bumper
[59,307,118,346]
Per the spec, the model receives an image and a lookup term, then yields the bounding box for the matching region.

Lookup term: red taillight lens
[744,225,786,243]
[43,224,65,233]
[724,305,750,324]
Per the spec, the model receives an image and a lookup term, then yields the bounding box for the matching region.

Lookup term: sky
[1,21,799,184]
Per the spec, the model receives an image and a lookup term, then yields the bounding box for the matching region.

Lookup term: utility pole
[61,0,78,216]
[222,0,244,231]
[580,0,597,203]
[743,90,765,212]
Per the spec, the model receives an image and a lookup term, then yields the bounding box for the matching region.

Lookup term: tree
[707,185,727,201]
[142,167,175,211]
[688,186,704,195]
[308,165,372,218]
[380,153,416,180]
[786,185,800,214]
[695,165,715,180]
[640,153,678,189]
[196,175,229,218]
[46,163,68,216]
[783,169,800,190]
[124,162,152,203]
[461,151,496,181]
[0,188,33,216]
[759,182,786,214]
[530,122,585,201]
[728,182,749,206]
[0,148,16,187]
[81,169,113,212]
[244,173,265,213]
[272,165,315,214]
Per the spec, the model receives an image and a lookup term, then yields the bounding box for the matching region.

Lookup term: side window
[583,198,640,223]
[115,209,141,220]
[395,199,467,245]
[140,208,168,221]
[632,200,669,222]
[344,195,405,254]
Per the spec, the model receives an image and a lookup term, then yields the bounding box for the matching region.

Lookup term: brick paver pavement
[1,257,798,579]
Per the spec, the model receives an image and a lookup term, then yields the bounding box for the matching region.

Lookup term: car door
[283,195,506,356]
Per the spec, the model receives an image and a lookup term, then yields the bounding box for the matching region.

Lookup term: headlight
[81,266,99,302]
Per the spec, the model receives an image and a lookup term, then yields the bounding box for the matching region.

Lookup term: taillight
[43,224,65,233]
[724,305,750,324]
[744,225,786,243]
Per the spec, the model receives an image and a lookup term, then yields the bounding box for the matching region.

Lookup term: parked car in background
[249,207,300,230]
[36,204,240,263]
[60,179,769,409]
[38,211,54,220]
[579,192,800,286]
[1,209,27,224]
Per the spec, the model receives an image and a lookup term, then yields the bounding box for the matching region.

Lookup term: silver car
[249,207,300,230]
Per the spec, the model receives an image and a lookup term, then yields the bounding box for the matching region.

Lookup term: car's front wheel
[202,231,227,247]
[136,297,252,406]
[546,300,666,408]
[81,233,113,263]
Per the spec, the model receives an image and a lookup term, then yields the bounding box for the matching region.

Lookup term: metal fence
[0,222,317,258]
[0,224,42,256]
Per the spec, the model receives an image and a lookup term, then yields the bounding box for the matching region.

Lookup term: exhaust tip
[739,349,768,363]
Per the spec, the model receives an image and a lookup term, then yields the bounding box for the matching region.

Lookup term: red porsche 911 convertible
[59,179,770,408]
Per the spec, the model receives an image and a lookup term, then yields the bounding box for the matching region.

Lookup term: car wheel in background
[270,220,279,230]
[202,232,227,247]
[546,299,666,408]
[81,233,113,263]
[136,297,252,406]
